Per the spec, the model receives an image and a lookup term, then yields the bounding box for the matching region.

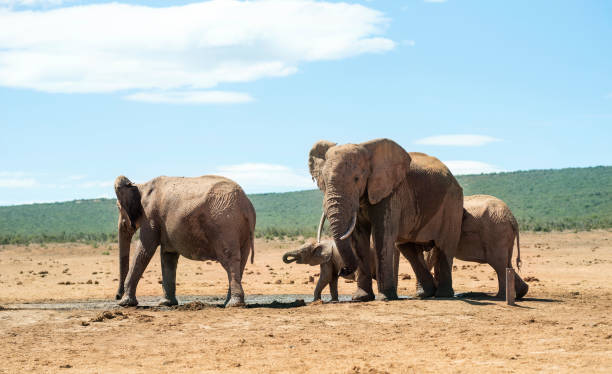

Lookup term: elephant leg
[313,277,326,301]
[159,250,179,306]
[222,244,245,308]
[224,285,232,306]
[330,275,339,302]
[119,238,158,307]
[434,250,455,297]
[370,204,400,300]
[492,263,506,299]
[315,264,332,301]
[350,219,375,302]
[398,243,436,298]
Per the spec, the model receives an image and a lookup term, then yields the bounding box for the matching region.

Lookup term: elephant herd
[114,138,527,307]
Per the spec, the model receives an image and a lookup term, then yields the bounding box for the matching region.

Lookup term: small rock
[86,280,93,284]
[59,364,72,369]
[274,279,282,284]
[308,276,315,283]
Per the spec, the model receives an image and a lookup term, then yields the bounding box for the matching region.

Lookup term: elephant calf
[282,240,398,301]
[424,194,529,299]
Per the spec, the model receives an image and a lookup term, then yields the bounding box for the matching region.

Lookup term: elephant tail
[512,219,522,271]
[250,230,255,264]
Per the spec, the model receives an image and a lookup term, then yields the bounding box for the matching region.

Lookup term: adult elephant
[309,138,463,300]
[114,175,255,307]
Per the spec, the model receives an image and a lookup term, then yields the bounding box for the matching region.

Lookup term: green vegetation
[457,166,612,232]
[0,166,610,244]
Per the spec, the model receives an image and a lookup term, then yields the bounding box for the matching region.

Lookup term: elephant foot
[352,288,375,302]
[115,288,124,300]
[380,289,398,301]
[516,283,529,300]
[434,285,454,298]
[158,297,178,307]
[416,283,436,298]
[118,295,138,307]
[225,296,246,308]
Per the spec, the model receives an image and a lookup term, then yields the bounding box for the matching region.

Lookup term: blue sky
[0,0,610,205]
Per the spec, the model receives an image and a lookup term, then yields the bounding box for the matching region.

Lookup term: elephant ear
[114,175,143,231]
[363,138,411,205]
[308,242,333,266]
[308,140,337,190]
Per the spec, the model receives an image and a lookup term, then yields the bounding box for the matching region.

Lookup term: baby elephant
[424,194,529,299]
[283,240,369,301]
[282,240,398,301]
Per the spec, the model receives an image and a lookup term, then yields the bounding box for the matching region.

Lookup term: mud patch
[90,310,127,323]
[173,301,218,311]
[246,299,307,309]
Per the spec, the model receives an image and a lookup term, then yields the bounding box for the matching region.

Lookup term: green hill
[0,166,610,244]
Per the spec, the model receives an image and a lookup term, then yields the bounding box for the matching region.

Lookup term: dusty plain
[1,230,611,373]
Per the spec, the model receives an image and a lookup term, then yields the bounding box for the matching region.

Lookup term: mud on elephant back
[308,138,464,301]
[114,174,256,308]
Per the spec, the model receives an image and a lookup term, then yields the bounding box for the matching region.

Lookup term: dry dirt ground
[1,230,611,373]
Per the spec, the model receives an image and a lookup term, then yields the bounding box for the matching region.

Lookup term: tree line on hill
[0,166,610,245]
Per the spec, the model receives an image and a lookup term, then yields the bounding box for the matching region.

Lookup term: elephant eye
[354,176,359,182]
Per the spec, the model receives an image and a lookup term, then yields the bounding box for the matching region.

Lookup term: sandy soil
[1,230,611,373]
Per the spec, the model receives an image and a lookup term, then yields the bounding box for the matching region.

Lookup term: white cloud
[415,134,502,147]
[0,177,38,187]
[124,90,254,104]
[424,0,447,3]
[443,160,503,175]
[0,0,394,101]
[402,40,416,47]
[215,163,315,193]
[0,0,65,6]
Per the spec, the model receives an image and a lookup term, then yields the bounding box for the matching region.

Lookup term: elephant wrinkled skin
[423,194,529,299]
[114,175,255,307]
[309,138,463,301]
[282,240,399,301]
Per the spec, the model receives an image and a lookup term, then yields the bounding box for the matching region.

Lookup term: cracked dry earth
[1,230,611,373]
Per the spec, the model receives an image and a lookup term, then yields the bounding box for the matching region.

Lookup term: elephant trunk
[324,194,359,276]
[282,250,300,264]
[116,219,133,300]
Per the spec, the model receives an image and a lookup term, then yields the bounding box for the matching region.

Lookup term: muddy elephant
[309,138,463,300]
[423,194,529,299]
[282,240,399,301]
[114,175,255,307]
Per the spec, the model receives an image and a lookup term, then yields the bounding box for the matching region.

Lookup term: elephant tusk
[340,212,357,240]
[316,211,326,243]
